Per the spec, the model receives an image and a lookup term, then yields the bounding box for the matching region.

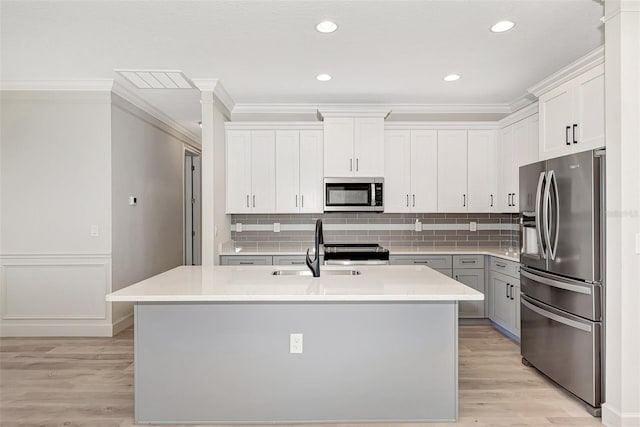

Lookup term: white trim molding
[0,254,114,337]
[384,121,500,130]
[497,103,539,128]
[602,403,640,427]
[112,81,201,144]
[527,45,605,97]
[192,78,236,115]
[0,79,114,91]
[225,121,323,131]
[317,108,391,119]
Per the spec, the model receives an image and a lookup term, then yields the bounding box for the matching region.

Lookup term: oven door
[324,179,381,212]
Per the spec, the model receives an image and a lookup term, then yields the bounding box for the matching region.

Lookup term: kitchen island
[107,265,483,424]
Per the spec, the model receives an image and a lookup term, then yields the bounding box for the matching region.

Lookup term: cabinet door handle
[455,275,459,280]
[506,283,510,299]
[406,194,409,207]
[301,195,304,208]
[356,158,359,172]
[413,260,429,264]
[463,194,466,207]
[252,195,256,208]
[491,194,494,207]
[573,124,578,144]
[460,260,475,264]
[412,194,416,207]
[295,195,298,207]
[511,284,515,300]
[291,261,305,265]
[239,261,254,265]
[246,195,249,208]
[566,126,571,145]
[495,262,507,268]
[350,158,353,172]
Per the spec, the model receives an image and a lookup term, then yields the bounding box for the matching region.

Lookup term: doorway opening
[184,149,201,265]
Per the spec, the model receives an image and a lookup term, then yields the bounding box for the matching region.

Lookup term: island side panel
[134,301,458,424]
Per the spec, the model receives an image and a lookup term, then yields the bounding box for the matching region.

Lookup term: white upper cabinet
[384,130,437,213]
[226,130,252,213]
[324,117,384,177]
[410,130,438,212]
[437,130,468,213]
[226,130,275,213]
[538,64,604,160]
[275,130,324,214]
[467,130,497,212]
[275,131,300,213]
[298,130,324,213]
[384,130,412,212]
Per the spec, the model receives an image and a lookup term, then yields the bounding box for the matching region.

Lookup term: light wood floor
[0,326,603,427]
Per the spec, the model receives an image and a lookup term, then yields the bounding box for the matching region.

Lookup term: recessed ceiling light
[316,21,338,33]
[316,74,332,82]
[490,20,515,33]
[443,74,460,82]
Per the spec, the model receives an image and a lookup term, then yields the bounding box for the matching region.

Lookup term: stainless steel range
[323,243,390,265]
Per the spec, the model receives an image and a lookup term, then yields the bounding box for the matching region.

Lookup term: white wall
[0,91,113,336]
[110,94,192,329]
[602,1,640,426]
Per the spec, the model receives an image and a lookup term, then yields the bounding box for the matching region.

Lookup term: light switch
[90,225,99,237]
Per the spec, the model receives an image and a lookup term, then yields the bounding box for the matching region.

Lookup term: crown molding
[497,102,539,128]
[0,79,114,91]
[527,45,605,97]
[232,102,513,116]
[191,78,235,115]
[508,93,537,112]
[225,121,323,131]
[384,121,500,130]
[112,81,201,144]
[318,108,391,119]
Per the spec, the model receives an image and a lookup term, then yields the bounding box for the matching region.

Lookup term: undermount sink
[272,269,361,276]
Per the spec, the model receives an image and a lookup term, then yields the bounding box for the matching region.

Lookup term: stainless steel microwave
[324,178,384,212]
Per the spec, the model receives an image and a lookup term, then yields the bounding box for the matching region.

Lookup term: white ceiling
[0,0,604,140]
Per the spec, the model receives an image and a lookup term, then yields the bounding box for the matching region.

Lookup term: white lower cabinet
[489,257,521,338]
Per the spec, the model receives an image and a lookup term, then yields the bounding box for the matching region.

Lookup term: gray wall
[231,213,519,252]
[110,95,189,325]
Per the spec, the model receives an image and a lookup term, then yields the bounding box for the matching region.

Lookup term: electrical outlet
[90,225,99,237]
[469,222,477,232]
[290,333,303,354]
[128,196,137,206]
[236,222,242,232]
[414,220,422,232]
[274,222,280,232]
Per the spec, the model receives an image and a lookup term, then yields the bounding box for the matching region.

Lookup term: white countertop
[106,265,484,303]
[219,242,520,262]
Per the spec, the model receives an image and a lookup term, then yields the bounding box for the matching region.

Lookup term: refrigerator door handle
[543,171,554,260]
[548,170,560,260]
[535,171,548,259]
[520,268,592,295]
[521,298,592,333]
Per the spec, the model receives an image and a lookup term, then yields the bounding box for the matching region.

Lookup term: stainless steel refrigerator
[519,149,605,416]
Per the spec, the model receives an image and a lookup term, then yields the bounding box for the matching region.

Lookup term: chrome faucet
[305,219,324,277]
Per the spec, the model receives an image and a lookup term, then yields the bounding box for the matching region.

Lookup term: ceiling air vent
[115,69,195,89]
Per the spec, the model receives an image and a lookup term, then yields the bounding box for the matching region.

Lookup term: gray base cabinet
[220,255,273,265]
[489,257,521,338]
[454,268,485,318]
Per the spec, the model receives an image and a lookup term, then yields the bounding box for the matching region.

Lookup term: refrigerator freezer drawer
[520,267,602,321]
[521,296,601,407]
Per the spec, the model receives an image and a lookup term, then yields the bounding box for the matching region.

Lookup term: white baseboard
[0,322,113,337]
[113,312,134,335]
[602,403,640,427]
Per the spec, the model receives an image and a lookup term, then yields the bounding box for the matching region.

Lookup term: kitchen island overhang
[107,265,483,424]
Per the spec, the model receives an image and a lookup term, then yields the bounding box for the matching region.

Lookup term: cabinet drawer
[491,257,520,278]
[220,255,273,266]
[273,255,323,266]
[389,255,453,269]
[453,255,485,269]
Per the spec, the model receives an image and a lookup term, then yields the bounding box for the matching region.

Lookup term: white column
[200,90,215,266]
[603,1,640,426]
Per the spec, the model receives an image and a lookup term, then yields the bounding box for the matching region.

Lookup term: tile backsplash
[231,213,520,252]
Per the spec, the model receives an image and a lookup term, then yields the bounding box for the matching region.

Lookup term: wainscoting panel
[0,254,113,336]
